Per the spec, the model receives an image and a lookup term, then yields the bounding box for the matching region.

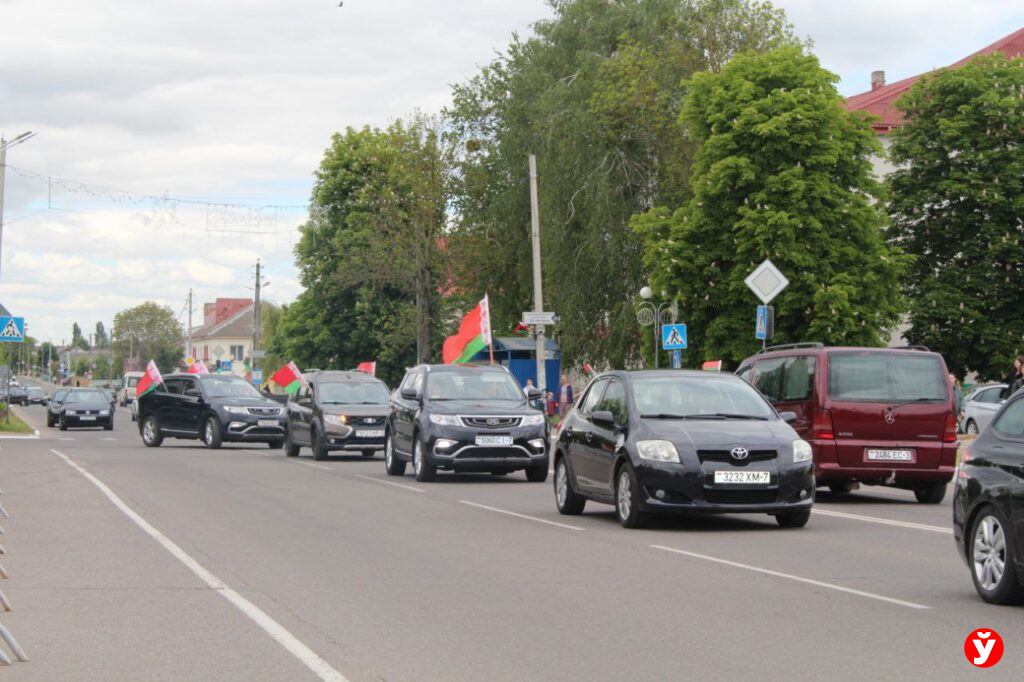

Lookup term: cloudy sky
[1,0,1022,344]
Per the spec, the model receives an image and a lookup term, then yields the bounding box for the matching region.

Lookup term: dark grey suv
[285,370,390,460]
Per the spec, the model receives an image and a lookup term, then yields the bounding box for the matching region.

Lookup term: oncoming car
[552,370,814,528]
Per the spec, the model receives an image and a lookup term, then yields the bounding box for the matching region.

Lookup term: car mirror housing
[779,411,799,424]
[592,410,616,427]
[400,388,421,401]
[527,388,544,400]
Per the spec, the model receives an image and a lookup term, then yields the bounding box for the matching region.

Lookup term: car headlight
[323,414,348,426]
[429,414,461,426]
[793,439,813,463]
[224,406,248,415]
[521,413,545,426]
[65,410,77,416]
[99,410,110,416]
[636,440,680,463]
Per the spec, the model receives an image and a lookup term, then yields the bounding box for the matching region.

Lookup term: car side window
[411,372,424,395]
[752,358,786,402]
[578,379,608,418]
[993,399,1024,439]
[781,356,815,401]
[598,380,627,425]
[981,388,1003,404]
[163,378,184,395]
[181,379,200,397]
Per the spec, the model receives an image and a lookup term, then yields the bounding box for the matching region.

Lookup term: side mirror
[527,388,544,401]
[400,388,421,401]
[779,411,798,424]
[592,410,616,427]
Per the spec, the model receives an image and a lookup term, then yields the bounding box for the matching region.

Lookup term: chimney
[871,70,886,91]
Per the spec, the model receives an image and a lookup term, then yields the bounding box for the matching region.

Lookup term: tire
[203,417,223,449]
[969,506,1024,605]
[526,464,548,482]
[554,457,585,515]
[966,419,979,435]
[615,463,648,528]
[141,416,163,447]
[285,428,300,457]
[828,482,854,494]
[267,439,284,450]
[775,508,812,528]
[384,433,406,476]
[46,413,54,427]
[59,417,68,431]
[103,421,113,431]
[311,424,328,461]
[914,482,946,504]
[412,437,436,483]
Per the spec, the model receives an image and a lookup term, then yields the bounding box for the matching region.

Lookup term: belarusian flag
[136,360,164,397]
[271,361,305,394]
[702,360,723,372]
[356,361,376,376]
[187,360,209,374]
[443,295,492,364]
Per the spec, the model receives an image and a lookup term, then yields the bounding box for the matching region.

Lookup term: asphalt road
[1,403,1021,681]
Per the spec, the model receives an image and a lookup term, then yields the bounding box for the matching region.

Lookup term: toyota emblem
[884,412,896,425]
[730,447,749,461]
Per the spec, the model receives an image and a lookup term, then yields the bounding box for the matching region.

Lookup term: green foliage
[887,54,1024,379]
[112,301,184,373]
[446,0,802,368]
[71,322,89,350]
[633,47,906,366]
[95,322,108,349]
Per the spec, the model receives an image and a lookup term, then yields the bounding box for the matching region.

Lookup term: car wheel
[966,419,979,435]
[775,508,811,528]
[59,417,68,431]
[103,421,113,431]
[385,433,407,476]
[526,464,548,482]
[554,457,585,515]
[46,414,54,427]
[615,463,647,528]
[267,439,284,450]
[413,437,436,483]
[311,425,328,461]
[914,482,946,504]
[828,482,854,494]
[285,428,300,457]
[969,506,1024,605]
[141,416,163,447]
[203,418,223,449]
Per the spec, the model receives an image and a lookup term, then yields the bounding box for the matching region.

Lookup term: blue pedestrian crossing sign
[0,316,25,343]
[662,324,688,350]
[756,306,768,341]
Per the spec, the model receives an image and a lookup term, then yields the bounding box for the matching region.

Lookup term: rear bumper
[815,462,955,484]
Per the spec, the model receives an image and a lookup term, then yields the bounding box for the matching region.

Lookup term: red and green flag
[443,295,492,364]
[356,361,376,376]
[702,360,723,372]
[136,360,164,397]
[271,361,305,394]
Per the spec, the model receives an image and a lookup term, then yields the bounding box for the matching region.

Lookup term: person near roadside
[558,375,574,418]
[1000,355,1024,399]
[949,373,964,433]
[545,390,557,418]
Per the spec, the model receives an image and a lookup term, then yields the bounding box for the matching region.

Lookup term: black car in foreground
[138,373,286,449]
[46,388,72,427]
[286,370,390,460]
[56,389,114,430]
[386,364,548,482]
[953,391,1024,605]
[553,370,815,528]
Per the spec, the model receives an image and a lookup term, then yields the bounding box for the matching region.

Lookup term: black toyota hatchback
[953,391,1024,605]
[552,370,815,528]
[385,364,548,482]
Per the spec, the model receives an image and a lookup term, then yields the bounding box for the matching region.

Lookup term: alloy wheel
[385,439,393,468]
[205,420,215,445]
[144,420,155,443]
[413,442,422,476]
[973,515,1006,591]
[555,462,568,508]
[617,470,632,521]
[967,421,979,435]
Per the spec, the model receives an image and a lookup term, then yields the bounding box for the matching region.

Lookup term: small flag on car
[702,360,723,372]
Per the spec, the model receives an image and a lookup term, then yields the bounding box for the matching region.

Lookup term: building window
[203,346,209,362]
[230,345,245,362]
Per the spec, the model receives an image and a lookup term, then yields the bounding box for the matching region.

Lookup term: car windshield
[828,353,948,403]
[319,382,390,404]
[633,376,775,419]
[53,389,70,401]
[427,370,524,401]
[127,376,140,387]
[28,388,44,395]
[65,390,109,407]
[199,376,263,399]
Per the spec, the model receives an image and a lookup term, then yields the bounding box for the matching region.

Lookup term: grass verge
[0,409,36,434]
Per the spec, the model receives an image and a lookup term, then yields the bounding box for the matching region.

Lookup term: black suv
[385,364,549,482]
[285,370,391,460]
[137,373,286,449]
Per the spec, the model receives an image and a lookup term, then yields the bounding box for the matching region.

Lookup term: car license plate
[476,435,513,446]
[79,416,96,422]
[866,449,913,461]
[258,419,279,427]
[713,471,771,485]
[356,429,385,438]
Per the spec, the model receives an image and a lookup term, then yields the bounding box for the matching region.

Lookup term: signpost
[756,305,769,341]
[746,260,787,349]
[0,316,25,343]
[671,351,682,369]
[661,324,688,350]
[521,311,557,326]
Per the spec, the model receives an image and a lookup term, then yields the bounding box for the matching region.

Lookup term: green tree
[95,322,108,349]
[71,322,88,350]
[887,54,1024,380]
[632,47,906,366]
[446,0,802,367]
[112,302,184,373]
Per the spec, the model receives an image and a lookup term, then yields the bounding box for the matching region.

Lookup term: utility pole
[186,288,193,361]
[528,154,546,394]
[253,260,262,377]
[0,132,36,286]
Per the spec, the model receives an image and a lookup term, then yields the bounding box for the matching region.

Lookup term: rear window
[127,376,139,387]
[753,356,815,403]
[993,399,1024,438]
[828,353,948,403]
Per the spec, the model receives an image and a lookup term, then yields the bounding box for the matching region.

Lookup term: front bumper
[322,421,387,451]
[62,414,113,427]
[223,414,286,442]
[423,422,549,472]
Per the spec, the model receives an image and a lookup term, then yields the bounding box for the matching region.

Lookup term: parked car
[552,370,813,528]
[55,389,114,430]
[8,385,28,406]
[119,371,145,407]
[46,388,72,427]
[385,364,548,482]
[26,386,47,405]
[737,344,957,503]
[101,388,117,412]
[285,370,390,460]
[953,391,1024,604]
[960,383,1007,435]
[137,373,286,449]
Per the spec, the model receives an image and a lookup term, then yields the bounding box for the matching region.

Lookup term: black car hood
[321,404,389,417]
[638,419,796,450]
[427,399,531,415]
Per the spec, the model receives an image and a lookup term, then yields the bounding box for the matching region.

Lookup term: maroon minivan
[736,344,958,503]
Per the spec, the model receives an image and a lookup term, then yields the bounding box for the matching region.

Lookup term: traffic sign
[251,350,267,359]
[219,360,233,372]
[252,368,263,382]
[522,311,557,326]
[0,317,25,343]
[744,259,789,305]
[671,351,682,369]
[756,305,768,340]
[661,324,688,350]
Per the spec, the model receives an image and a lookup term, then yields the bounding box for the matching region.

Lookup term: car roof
[416,363,510,373]
[309,371,383,383]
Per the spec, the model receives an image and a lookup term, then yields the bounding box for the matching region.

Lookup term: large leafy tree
[112,302,184,373]
[447,0,801,367]
[632,47,907,366]
[888,54,1024,380]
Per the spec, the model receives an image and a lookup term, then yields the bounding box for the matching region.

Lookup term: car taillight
[812,408,834,440]
[960,442,973,463]
[943,412,958,443]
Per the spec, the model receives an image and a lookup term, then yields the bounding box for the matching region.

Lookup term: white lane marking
[353,474,424,493]
[50,449,350,682]
[58,437,74,441]
[460,500,585,531]
[651,544,929,610]
[813,508,952,534]
[101,438,118,441]
[298,461,332,471]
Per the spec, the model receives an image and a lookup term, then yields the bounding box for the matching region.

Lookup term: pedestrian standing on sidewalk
[1001,356,1024,399]
[949,373,964,433]
[558,375,574,418]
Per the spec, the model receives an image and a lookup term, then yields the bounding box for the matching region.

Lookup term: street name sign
[522,311,557,326]
[661,324,688,350]
[744,260,789,305]
[0,317,25,343]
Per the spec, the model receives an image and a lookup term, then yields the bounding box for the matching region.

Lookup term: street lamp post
[637,286,675,369]
[0,132,37,286]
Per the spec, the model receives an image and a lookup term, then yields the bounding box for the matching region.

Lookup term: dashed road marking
[298,461,332,471]
[460,500,585,531]
[353,474,424,493]
[813,508,952,534]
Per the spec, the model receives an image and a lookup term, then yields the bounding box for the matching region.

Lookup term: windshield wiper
[640,413,697,419]
[700,413,769,420]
